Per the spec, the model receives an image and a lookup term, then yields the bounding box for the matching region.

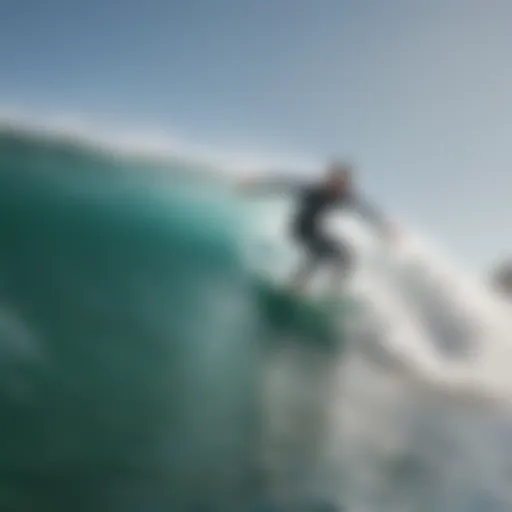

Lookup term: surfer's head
[325,160,353,194]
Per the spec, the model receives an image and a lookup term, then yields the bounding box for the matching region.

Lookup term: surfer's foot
[291,283,307,296]
[289,275,310,296]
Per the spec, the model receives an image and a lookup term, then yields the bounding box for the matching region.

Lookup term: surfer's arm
[349,195,390,234]
[236,175,308,197]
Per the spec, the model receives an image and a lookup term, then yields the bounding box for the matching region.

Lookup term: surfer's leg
[291,231,321,293]
[322,237,354,296]
[291,255,317,293]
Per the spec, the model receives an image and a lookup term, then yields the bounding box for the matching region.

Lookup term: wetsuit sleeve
[244,176,309,196]
[349,195,388,231]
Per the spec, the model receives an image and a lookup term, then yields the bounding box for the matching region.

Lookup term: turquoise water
[3,125,512,512]
[0,126,346,511]
[0,127,258,510]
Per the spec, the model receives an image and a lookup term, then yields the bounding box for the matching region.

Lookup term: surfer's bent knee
[333,243,354,272]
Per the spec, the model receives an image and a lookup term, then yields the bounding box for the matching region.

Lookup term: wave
[1,117,512,511]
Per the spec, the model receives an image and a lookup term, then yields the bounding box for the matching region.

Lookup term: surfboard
[253,278,355,348]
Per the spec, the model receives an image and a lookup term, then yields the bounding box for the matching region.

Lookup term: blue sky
[1,0,512,272]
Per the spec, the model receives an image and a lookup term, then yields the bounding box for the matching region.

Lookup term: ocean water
[1,122,512,512]
[0,125,262,511]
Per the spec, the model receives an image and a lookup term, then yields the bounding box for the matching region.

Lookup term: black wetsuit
[292,185,383,268]
[251,178,385,270]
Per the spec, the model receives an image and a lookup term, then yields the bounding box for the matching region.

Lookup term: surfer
[238,160,395,294]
